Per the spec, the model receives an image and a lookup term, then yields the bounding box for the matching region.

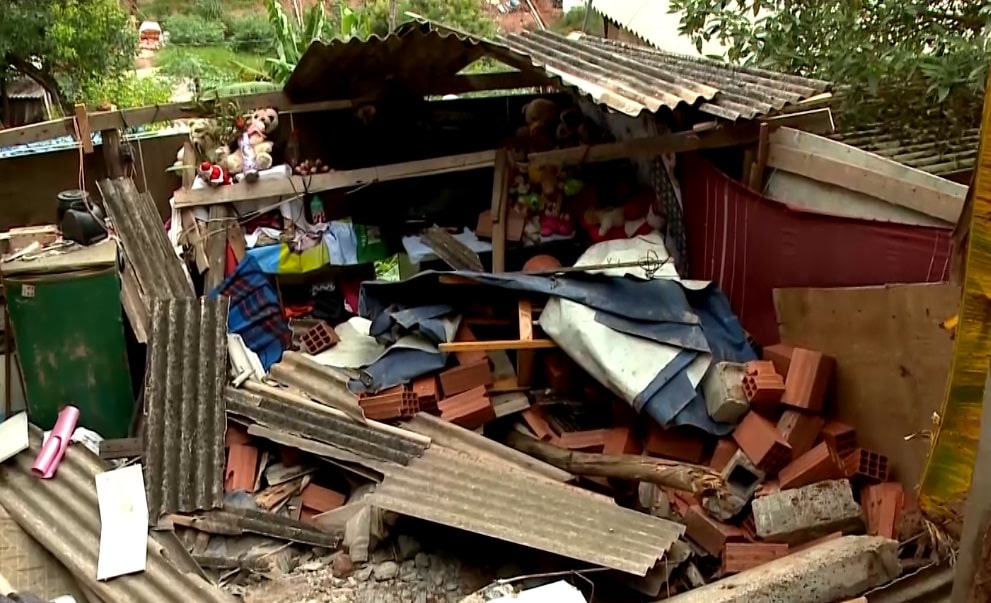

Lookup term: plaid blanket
[212,255,290,370]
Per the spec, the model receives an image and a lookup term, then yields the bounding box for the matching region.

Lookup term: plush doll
[217,107,279,178]
[522,98,558,153]
[197,161,231,186]
[172,118,223,171]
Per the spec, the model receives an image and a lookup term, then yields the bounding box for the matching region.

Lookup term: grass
[157,45,266,73]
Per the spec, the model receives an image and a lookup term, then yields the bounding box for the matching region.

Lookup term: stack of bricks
[437,386,495,430]
[664,343,909,579]
[358,386,420,421]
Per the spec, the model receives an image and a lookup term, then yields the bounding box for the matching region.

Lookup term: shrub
[227,15,276,54]
[163,14,226,47]
[79,72,173,109]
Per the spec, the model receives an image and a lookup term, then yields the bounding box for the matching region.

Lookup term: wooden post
[2,285,10,421]
[73,103,94,154]
[101,104,125,179]
[748,122,771,192]
[951,368,991,602]
[490,149,510,273]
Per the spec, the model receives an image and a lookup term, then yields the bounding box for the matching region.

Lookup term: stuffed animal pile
[173,107,280,184]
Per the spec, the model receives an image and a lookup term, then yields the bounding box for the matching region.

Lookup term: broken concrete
[661,536,900,603]
[703,362,749,423]
[753,479,863,544]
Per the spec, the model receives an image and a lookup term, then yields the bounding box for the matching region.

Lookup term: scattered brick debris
[732,412,792,474]
[299,321,339,354]
[644,425,707,463]
[781,348,835,413]
[843,448,890,483]
[438,359,494,398]
[721,542,789,574]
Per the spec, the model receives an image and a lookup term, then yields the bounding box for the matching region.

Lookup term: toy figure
[197,161,231,187]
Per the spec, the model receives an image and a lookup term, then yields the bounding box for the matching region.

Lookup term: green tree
[669,0,991,131]
[1,0,137,110]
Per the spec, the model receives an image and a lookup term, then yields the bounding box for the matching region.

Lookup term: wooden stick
[504,430,726,496]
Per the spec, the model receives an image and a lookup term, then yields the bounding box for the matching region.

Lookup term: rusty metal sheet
[144,297,228,521]
[0,428,235,603]
[367,445,684,575]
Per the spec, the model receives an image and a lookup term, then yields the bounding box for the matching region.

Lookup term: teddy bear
[172,118,224,171]
[216,107,279,178]
[521,98,558,153]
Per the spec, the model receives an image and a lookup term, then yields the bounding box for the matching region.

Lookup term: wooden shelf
[172,150,497,208]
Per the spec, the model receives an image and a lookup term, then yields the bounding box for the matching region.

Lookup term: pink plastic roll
[31,405,80,479]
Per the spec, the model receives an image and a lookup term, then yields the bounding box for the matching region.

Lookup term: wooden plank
[490,148,511,273]
[749,123,770,192]
[73,104,94,154]
[526,110,835,169]
[517,299,536,387]
[760,107,834,134]
[767,144,964,223]
[0,92,354,148]
[439,339,556,352]
[420,225,484,271]
[527,124,759,168]
[173,150,497,208]
[119,263,149,344]
[99,437,144,460]
[432,71,550,95]
[204,205,234,291]
[773,283,959,489]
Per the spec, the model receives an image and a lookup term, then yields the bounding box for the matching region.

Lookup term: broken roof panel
[225,387,428,466]
[0,429,235,603]
[367,445,684,575]
[284,21,827,120]
[184,507,339,548]
[497,31,830,120]
[144,297,228,521]
[97,178,194,338]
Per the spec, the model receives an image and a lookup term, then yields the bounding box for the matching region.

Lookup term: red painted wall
[680,154,954,343]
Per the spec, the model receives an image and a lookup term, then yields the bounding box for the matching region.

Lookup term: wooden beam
[748,123,770,192]
[73,104,94,154]
[0,92,354,149]
[490,148,510,273]
[767,144,964,223]
[527,109,835,169]
[173,150,497,208]
[760,107,834,135]
[432,72,550,96]
[439,339,555,352]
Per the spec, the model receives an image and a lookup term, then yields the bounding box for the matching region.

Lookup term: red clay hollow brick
[746,360,778,376]
[683,505,747,557]
[543,352,577,394]
[843,448,890,483]
[722,542,789,574]
[644,425,707,464]
[300,484,347,513]
[742,373,786,410]
[732,412,793,474]
[299,321,340,354]
[777,441,845,490]
[437,386,495,430]
[861,482,905,539]
[411,376,439,410]
[820,421,858,457]
[781,348,835,413]
[521,407,556,441]
[762,344,795,377]
[438,359,494,398]
[755,480,780,498]
[358,391,420,420]
[741,513,758,542]
[709,439,739,472]
[225,423,252,448]
[558,429,609,452]
[225,443,259,493]
[602,427,641,455]
[776,410,825,459]
[453,322,488,366]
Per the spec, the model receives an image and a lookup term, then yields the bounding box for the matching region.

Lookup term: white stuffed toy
[216,107,279,177]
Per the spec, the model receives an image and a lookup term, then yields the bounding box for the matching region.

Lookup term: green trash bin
[2,240,133,438]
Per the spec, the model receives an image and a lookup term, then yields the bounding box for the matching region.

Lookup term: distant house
[1,77,53,128]
[589,0,727,57]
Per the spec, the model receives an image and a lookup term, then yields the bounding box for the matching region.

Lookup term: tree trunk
[504,431,725,495]
[5,54,66,112]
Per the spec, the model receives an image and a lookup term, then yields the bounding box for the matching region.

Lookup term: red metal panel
[680,154,953,343]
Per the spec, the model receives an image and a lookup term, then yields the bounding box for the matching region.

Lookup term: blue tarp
[358,271,756,435]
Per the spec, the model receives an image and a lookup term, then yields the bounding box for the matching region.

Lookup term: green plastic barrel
[2,240,133,438]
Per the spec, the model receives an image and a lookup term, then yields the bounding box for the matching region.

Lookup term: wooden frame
[172,150,498,208]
